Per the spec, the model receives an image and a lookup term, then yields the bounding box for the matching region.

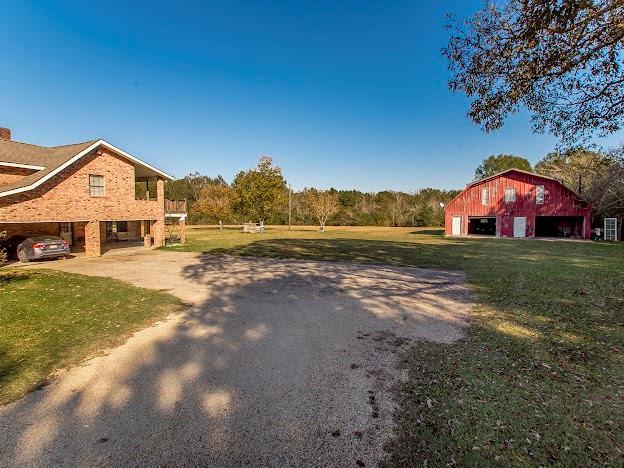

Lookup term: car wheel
[17,249,29,263]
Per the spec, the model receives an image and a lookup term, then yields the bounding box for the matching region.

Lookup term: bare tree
[535,146,624,220]
[389,191,411,226]
[301,189,339,232]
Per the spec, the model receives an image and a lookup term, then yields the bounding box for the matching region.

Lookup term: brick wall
[0,167,38,186]
[0,149,163,223]
[74,221,87,245]
[0,222,59,238]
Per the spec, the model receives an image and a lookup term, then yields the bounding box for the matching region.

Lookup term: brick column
[144,229,152,248]
[85,220,104,257]
[153,177,166,247]
[179,217,186,244]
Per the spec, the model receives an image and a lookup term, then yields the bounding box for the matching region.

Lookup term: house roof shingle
[0,139,99,194]
[0,138,173,196]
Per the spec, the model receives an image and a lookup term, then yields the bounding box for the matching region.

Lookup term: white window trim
[536,185,545,205]
[604,218,618,241]
[481,187,489,206]
[504,187,516,203]
[89,174,105,197]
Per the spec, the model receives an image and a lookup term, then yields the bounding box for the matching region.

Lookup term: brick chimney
[0,128,10,141]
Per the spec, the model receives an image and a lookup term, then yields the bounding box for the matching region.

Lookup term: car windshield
[30,236,62,242]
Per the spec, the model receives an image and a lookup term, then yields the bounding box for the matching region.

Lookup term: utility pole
[288,184,292,230]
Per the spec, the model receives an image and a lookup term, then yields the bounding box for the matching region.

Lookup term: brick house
[0,127,185,257]
[445,168,592,239]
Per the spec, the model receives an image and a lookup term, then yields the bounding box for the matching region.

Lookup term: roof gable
[0,139,173,197]
[464,168,560,190]
[446,168,589,208]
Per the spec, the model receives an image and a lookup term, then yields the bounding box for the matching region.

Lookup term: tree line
[475,148,624,225]
[166,146,624,229]
[165,156,458,227]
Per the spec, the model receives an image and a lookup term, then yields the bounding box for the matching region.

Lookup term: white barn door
[451,216,461,236]
[513,217,526,238]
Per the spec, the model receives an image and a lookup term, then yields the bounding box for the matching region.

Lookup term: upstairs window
[89,174,105,197]
[504,187,516,203]
[536,185,545,204]
[481,187,489,206]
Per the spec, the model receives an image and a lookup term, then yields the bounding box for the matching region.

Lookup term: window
[89,174,105,197]
[504,187,516,203]
[536,185,545,205]
[481,187,489,206]
[116,221,128,233]
[604,218,618,241]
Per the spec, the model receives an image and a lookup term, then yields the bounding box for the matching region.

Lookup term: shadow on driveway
[0,252,472,466]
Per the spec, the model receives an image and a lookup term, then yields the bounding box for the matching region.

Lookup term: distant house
[445,168,591,239]
[0,127,186,257]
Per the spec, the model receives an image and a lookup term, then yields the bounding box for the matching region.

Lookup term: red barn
[444,169,592,239]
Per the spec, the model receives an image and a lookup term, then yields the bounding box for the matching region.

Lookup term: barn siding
[444,171,592,239]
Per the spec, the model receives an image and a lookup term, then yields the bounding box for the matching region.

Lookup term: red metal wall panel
[444,171,592,239]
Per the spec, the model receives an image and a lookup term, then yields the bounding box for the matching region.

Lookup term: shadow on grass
[204,236,624,464]
[410,229,444,235]
[1,236,622,465]
[0,271,30,285]
[0,254,472,466]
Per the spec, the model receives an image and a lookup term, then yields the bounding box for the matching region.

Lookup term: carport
[0,222,86,258]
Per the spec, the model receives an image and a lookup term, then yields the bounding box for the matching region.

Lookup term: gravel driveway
[0,250,472,467]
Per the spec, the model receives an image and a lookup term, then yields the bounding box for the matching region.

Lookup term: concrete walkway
[0,250,472,467]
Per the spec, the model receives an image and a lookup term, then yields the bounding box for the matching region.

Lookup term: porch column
[153,177,166,247]
[85,220,104,257]
[179,216,186,244]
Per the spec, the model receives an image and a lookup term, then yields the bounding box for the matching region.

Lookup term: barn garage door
[451,216,461,236]
[513,217,526,238]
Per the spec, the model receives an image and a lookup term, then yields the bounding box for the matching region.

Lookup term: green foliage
[165,172,228,223]
[415,205,435,227]
[0,269,180,404]
[232,156,288,223]
[475,154,532,179]
[444,0,624,144]
[193,183,235,224]
[165,165,458,227]
[535,146,624,222]
[134,179,157,200]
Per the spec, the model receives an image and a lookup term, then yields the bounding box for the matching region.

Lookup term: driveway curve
[0,250,472,467]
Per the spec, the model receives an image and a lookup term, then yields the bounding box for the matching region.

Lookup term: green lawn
[0,269,180,405]
[170,226,624,466]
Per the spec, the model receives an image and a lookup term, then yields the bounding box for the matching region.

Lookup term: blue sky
[2,1,622,191]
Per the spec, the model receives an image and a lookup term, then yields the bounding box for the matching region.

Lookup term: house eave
[0,139,174,198]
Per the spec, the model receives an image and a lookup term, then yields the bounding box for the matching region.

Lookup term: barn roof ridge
[446,168,590,209]
[464,168,559,190]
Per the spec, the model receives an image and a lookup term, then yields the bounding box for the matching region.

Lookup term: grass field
[0,269,181,405]
[170,225,624,466]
